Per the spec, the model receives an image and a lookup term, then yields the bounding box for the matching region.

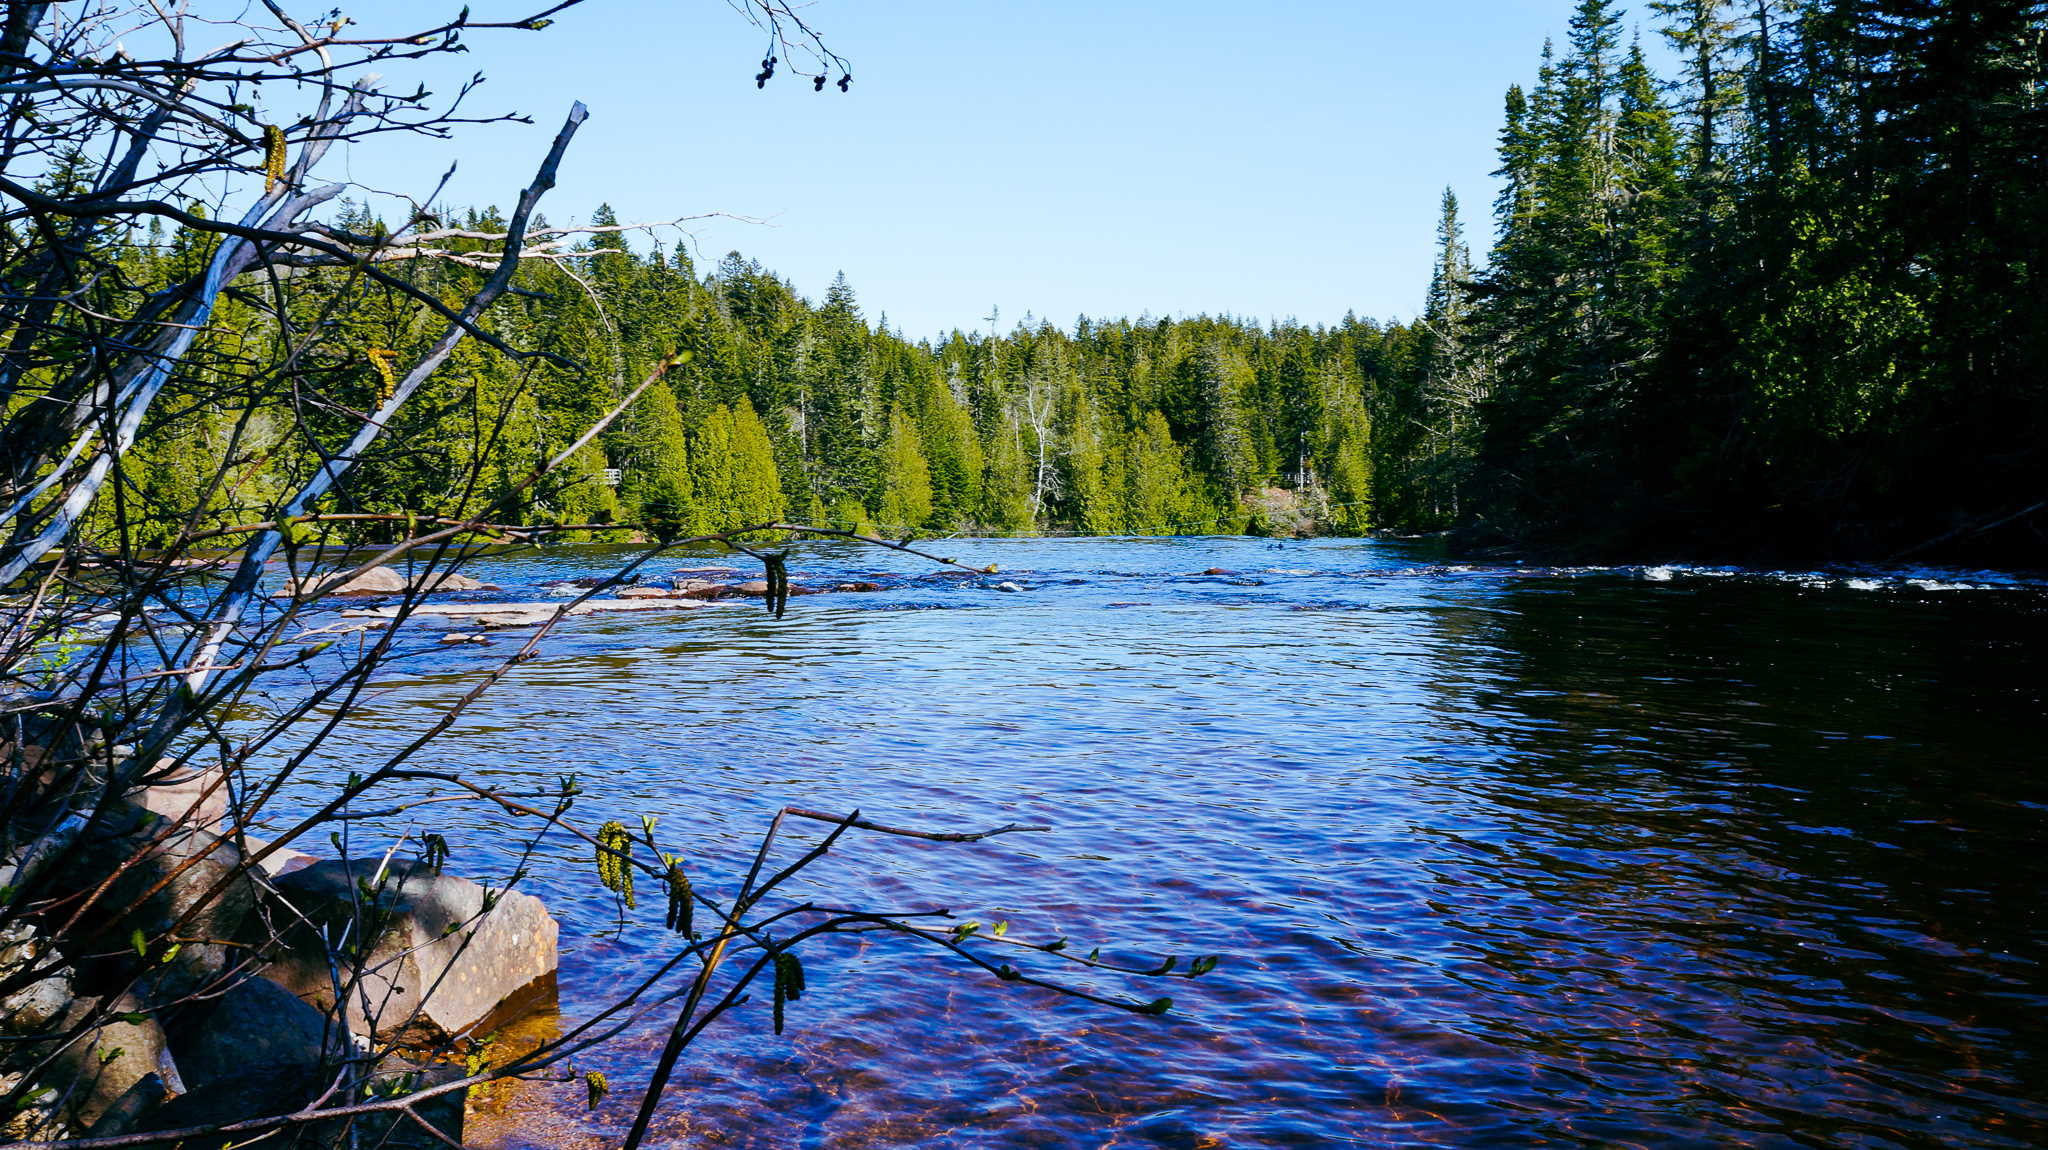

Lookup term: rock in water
[268,859,558,1046]
[997,581,1025,593]
[273,565,491,598]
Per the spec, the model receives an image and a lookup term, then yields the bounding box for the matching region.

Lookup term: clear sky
[332,0,1642,342]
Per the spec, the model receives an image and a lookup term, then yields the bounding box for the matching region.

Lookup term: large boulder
[127,761,229,831]
[51,803,261,1002]
[268,859,557,1046]
[164,974,344,1090]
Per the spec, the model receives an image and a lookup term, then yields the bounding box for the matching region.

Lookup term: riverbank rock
[237,833,319,878]
[43,992,176,1130]
[54,804,260,1002]
[273,565,493,599]
[128,761,229,831]
[268,859,558,1046]
[617,585,677,599]
[165,974,342,1089]
[122,1056,461,1150]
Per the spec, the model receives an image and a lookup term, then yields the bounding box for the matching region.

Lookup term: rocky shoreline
[1,747,560,1148]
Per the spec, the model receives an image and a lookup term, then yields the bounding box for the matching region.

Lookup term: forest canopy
[31,0,2048,563]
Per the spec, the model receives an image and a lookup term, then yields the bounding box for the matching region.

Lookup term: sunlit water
[254,538,2048,1148]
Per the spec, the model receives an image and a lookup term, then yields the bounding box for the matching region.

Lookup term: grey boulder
[268,859,558,1046]
[166,974,345,1089]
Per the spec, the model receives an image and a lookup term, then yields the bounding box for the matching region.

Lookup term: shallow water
[261,537,2048,1148]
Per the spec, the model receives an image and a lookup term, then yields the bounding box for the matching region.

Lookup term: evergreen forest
[65,0,2048,562]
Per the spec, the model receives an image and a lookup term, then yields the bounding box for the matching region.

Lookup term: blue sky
[334,1,1644,341]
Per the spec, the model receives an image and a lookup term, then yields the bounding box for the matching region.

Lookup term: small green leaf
[131,929,147,957]
[1138,996,1174,1016]
[992,921,1008,938]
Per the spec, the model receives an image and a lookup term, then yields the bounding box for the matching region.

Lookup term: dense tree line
[95,203,1392,544]
[78,0,2048,558]
[1428,0,2048,560]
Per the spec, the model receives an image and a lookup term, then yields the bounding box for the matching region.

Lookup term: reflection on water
[267,539,2048,1147]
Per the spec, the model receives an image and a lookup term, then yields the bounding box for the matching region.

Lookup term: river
[265,537,2048,1148]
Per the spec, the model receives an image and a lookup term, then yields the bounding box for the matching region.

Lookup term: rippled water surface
[269,538,2048,1148]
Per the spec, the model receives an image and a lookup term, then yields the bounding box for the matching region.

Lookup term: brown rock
[56,805,260,1002]
[128,762,228,831]
[730,580,771,596]
[419,570,489,592]
[237,834,319,878]
[833,582,884,593]
[617,586,676,599]
[269,860,558,1047]
[1202,567,1238,576]
[47,993,175,1130]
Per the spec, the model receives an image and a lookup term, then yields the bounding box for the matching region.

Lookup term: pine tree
[622,382,696,537]
[875,403,934,530]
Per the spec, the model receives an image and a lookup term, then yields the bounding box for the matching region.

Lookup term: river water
[268,537,2048,1148]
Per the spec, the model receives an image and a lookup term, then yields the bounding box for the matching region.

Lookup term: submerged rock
[341,599,712,624]
[268,859,558,1047]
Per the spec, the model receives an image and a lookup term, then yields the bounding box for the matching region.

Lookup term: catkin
[595,821,634,908]
[263,125,286,191]
[664,862,692,935]
[366,349,399,405]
